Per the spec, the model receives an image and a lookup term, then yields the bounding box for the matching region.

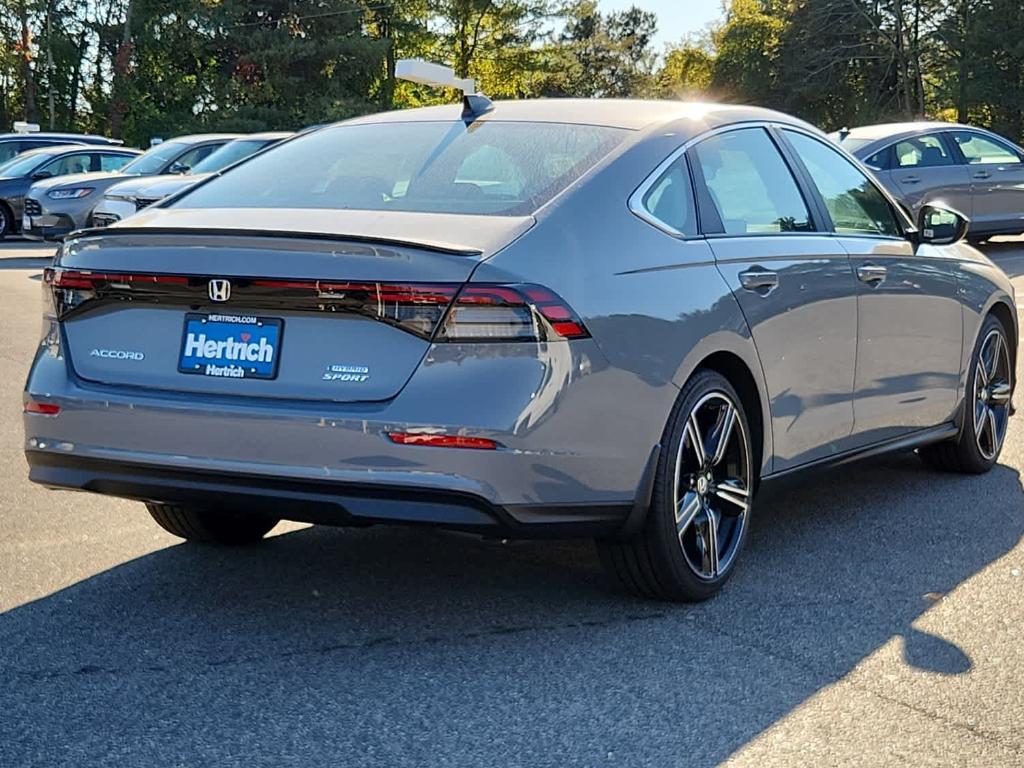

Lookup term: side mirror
[31,170,53,180]
[167,162,190,175]
[917,203,969,246]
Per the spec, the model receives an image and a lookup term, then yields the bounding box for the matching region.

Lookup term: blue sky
[601,0,723,51]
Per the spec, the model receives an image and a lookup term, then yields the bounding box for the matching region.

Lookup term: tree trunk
[109,0,134,139]
[19,1,37,122]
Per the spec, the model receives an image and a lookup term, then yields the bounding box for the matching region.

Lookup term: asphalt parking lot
[1,238,1023,767]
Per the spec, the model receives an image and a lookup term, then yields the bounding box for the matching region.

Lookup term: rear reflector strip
[387,433,500,450]
[24,401,61,415]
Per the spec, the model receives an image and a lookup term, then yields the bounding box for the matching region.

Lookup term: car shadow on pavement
[1,453,1021,766]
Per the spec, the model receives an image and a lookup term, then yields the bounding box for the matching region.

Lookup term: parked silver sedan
[836,122,1024,242]
[24,101,1017,602]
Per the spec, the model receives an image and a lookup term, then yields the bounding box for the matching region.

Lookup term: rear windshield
[839,137,873,154]
[178,121,628,216]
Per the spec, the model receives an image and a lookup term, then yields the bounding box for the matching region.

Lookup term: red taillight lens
[437,283,589,342]
[24,401,61,415]
[387,432,500,450]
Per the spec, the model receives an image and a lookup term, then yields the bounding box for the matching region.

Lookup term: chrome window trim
[629,121,832,239]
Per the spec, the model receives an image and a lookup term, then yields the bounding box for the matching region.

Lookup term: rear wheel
[598,370,754,602]
[146,503,279,544]
[920,314,1013,473]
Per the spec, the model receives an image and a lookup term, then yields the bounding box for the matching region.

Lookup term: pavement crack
[3,610,669,682]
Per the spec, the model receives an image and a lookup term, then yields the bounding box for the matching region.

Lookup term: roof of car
[15,143,140,159]
[842,121,966,141]
[158,134,243,145]
[342,99,818,133]
[231,132,293,141]
[0,132,122,144]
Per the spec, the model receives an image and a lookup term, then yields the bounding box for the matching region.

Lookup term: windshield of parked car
[0,150,52,177]
[120,141,189,175]
[179,121,628,216]
[189,139,277,174]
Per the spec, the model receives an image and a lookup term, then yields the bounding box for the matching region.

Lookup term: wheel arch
[986,298,1018,376]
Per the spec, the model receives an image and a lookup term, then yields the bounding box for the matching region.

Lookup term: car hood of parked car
[106,173,207,201]
[100,206,536,258]
[28,172,132,194]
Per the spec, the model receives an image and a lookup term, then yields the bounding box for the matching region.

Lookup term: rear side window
[951,131,1021,165]
[637,155,695,235]
[179,121,628,216]
[692,127,812,235]
[894,134,953,167]
[784,130,902,237]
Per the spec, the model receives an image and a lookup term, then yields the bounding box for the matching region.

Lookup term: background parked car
[0,144,141,239]
[0,132,124,165]
[21,133,240,240]
[89,132,292,228]
[834,122,1024,242]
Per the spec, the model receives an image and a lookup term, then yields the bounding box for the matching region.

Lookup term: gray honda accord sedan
[23,100,1017,601]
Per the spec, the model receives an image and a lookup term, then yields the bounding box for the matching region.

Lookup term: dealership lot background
[1,238,1022,765]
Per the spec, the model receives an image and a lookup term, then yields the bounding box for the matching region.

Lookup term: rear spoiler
[60,225,485,258]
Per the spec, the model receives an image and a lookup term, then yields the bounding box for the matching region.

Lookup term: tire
[920,314,1013,474]
[145,502,279,544]
[598,370,755,602]
[0,203,12,240]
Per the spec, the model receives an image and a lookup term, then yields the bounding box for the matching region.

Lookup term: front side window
[179,121,628,216]
[693,127,812,235]
[894,134,954,168]
[638,155,695,235]
[952,131,1021,165]
[784,130,902,238]
[41,152,93,176]
[173,144,220,172]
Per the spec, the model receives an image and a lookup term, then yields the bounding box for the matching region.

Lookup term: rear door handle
[857,264,887,284]
[900,175,921,184]
[739,268,779,292]
[973,170,992,180]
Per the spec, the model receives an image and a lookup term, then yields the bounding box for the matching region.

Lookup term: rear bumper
[24,334,679,536]
[25,450,629,537]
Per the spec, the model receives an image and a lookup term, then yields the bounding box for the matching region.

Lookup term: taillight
[437,284,589,342]
[24,400,61,415]
[42,268,589,342]
[387,432,500,449]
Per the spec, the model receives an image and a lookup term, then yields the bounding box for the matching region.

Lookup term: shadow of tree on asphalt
[0,451,1021,766]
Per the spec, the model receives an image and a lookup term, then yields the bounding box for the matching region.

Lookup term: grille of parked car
[90,212,119,228]
[24,199,42,216]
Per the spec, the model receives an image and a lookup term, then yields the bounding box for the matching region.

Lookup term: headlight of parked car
[47,188,93,200]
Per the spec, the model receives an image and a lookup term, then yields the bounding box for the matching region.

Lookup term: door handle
[857,264,887,284]
[900,175,921,184]
[973,170,991,180]
[739,268,779,292]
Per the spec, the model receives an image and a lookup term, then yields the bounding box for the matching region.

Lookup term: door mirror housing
[916,203,969,246]
[167,162,190,175]
[30,169,53,180]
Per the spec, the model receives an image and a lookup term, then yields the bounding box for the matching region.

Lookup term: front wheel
[598,370,754,602]
[920,314,1013,473]
[146,503,279,544]
[0,203,12,240]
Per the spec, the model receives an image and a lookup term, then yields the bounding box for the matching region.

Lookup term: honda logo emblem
[208,279,231,302]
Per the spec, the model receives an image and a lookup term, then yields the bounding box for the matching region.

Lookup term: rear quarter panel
[478,131,773,476]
